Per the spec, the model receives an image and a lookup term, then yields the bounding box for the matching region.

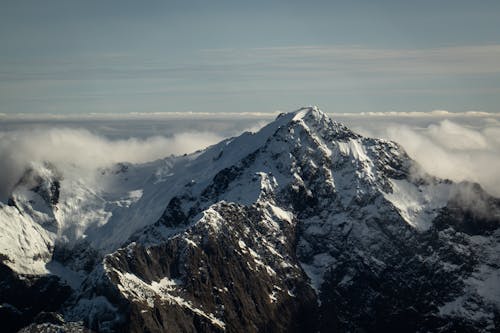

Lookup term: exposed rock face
[1,107,499,332]
[0,263,72,332]
[104,202,317,333]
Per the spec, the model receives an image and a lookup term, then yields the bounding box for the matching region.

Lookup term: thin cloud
[0,111,278,121]
[4,44,499,83]
[202,44,500,76]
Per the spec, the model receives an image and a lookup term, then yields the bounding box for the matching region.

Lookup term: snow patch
[0,204,54,274]
[300,253,336,294]
[199,207,224,233]
[114,270,225,329]
[269,204,294,224]
[45,260,86,289]
[383,179,451,231]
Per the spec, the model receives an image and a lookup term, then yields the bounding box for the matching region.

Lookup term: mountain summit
[1,107,499,332]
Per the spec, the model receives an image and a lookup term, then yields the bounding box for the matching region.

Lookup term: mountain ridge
[1,106,499,332]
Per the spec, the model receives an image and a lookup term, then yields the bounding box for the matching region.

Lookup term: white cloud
[426,120,489,150]
[345,117,500,197]
[1,111,499,202]
[0,128,223,201]
[332,110,500,118]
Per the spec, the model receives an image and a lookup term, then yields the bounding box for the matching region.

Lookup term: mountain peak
[270,105,360,145]
[275,105,326,124]
[292,105,323,120]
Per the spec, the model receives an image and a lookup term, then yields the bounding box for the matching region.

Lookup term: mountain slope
[1,106,499,332]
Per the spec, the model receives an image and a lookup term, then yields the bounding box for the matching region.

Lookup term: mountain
[1,107,499,332]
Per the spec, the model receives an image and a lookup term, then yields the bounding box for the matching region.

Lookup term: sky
[1,0,500,115]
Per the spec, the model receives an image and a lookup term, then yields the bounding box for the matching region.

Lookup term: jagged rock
[1,106,499,332]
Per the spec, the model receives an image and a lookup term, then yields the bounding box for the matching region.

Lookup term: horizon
[1,107,500,199]
[2,107,500,120]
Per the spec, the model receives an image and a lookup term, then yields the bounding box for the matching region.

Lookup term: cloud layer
[1,112,499,201]
[338,115,500,197]
[0,128,223,201]
[388,121,500,197]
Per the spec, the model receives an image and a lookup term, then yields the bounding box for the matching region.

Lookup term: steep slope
[1,107,499,332]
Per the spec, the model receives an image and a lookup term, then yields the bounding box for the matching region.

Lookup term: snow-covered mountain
[1,107,499,332]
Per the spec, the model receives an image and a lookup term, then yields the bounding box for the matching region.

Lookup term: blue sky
[1,0,499,114]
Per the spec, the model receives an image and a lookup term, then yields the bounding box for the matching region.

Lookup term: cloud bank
[341,116,500,197]
[1,111,499,201]
[389,121,500,197]
[0,128,223,201]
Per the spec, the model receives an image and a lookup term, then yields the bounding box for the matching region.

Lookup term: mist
[388,121,500,197]
[1,112,499,202]
[0,128,223,201]
[340,115,500,197]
